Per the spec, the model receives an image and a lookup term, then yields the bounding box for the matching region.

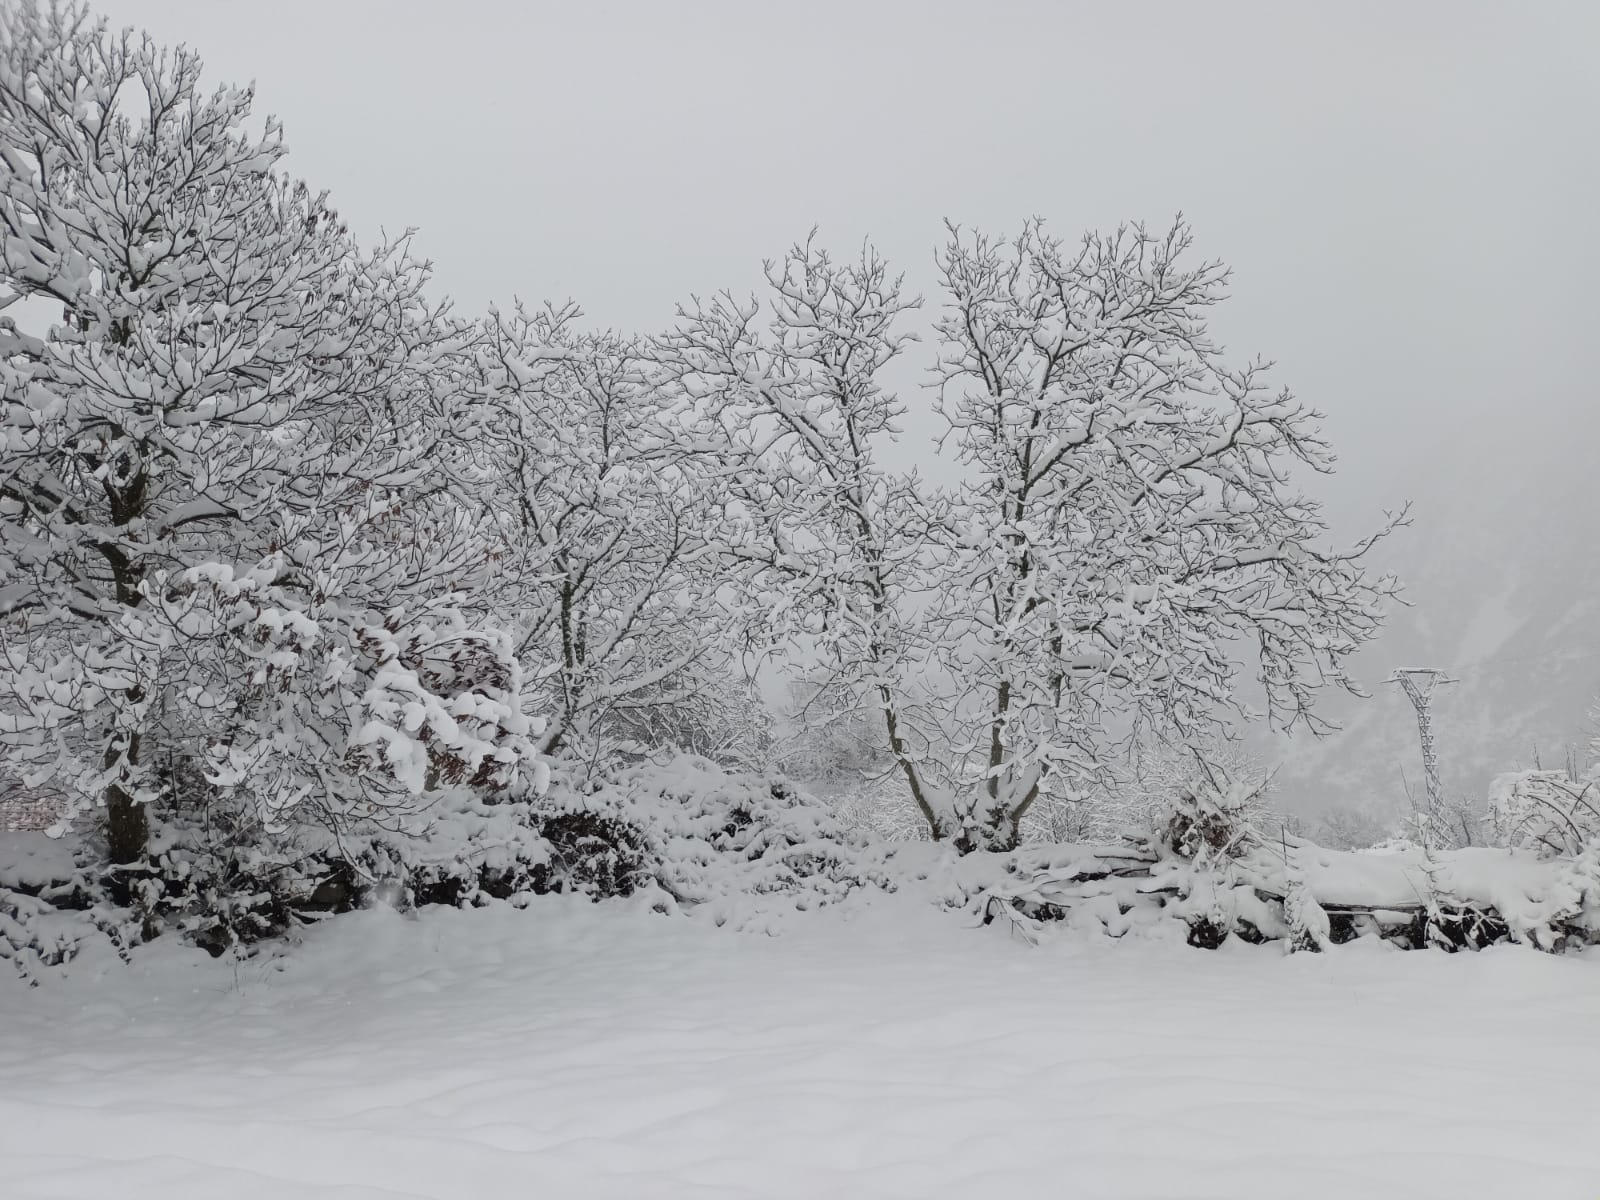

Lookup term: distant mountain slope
[1265,434,1598,828]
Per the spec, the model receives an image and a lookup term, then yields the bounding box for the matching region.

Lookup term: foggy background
[86,0,1600,823]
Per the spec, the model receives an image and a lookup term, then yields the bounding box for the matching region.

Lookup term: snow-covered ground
[3,892,1598,1200]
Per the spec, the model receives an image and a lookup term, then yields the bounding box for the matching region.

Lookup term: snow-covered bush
[824,774,931,844]
[544,755,892,927]
[964,739,1600,955]
[524,810,650,900]
[0,791,553,971]
[968,817,1600,955]
[1140,767,1287,948]
[0,887,77,985]
[1105,739,1277,840]
[598,670,775,771]
[1486,769,1600,857]
[1282,842,1332,952]
[0,833,138,982]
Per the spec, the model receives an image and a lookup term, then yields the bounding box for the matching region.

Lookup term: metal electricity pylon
[1387,668,1457,848]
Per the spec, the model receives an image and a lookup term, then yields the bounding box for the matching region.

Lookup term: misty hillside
[1273,433,1598,826]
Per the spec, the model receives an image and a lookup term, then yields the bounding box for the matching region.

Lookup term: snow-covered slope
[1269,433,1599,828]
[3,895,1598,1199]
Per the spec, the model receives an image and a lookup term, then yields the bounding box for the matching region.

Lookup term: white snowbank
[3,893,1598,1199]
[1294,842,1557,911]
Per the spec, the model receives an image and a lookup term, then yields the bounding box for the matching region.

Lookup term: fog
[89,0,1600,818]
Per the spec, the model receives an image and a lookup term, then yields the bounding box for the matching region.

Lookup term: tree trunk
[105,780,149,865]
[104,733,148,903]
[987,681,1010,804]
[948,681,1022,852]
[102,463,151,874]
[879,686,944,841]
[956,762,1042,854]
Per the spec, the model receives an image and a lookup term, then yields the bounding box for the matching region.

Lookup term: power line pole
[1387,668,1457,848]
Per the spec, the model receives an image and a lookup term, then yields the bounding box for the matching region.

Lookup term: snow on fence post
[1387,668,1457,849]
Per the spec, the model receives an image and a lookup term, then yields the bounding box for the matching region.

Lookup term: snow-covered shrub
[525,811,650,900]
[2,750,893,976]
[1486,770,1600,857]
[971,758,1295,948]
[826,774,932,844]
[161,570,545,831]
[1542,844,1600,949]
[1159,783,1259,863]
[1141,766,1287,947]
[555,755,891,926]
[1112,740,1276,840]
[0,834,140,982]
[1283,847,1332,953]
[0,810,106,983]
[1017,787,1102,844]
[0,889,68,984]
[0,782,563,971]
[960,842,1168,945]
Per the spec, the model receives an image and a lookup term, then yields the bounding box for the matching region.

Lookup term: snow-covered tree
[670,224,1402,850]
[1312,802,1396,851]
[772,676,899,784]
[923,217,1402,847]
[0,4,543,878]
[1104,735,1276,837]
[660,237,952,832]
[597,661,773,770]
[472,305,741,767]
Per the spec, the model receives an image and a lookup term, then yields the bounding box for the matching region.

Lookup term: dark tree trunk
[104,732,148,903]
[103,459,152,878]
[105,780,148,866]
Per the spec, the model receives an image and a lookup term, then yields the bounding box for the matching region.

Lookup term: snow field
[3,892,1599,1200]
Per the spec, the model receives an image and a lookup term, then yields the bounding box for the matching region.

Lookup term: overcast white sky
[83,0,1596,536]
[86,0,1600,636]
